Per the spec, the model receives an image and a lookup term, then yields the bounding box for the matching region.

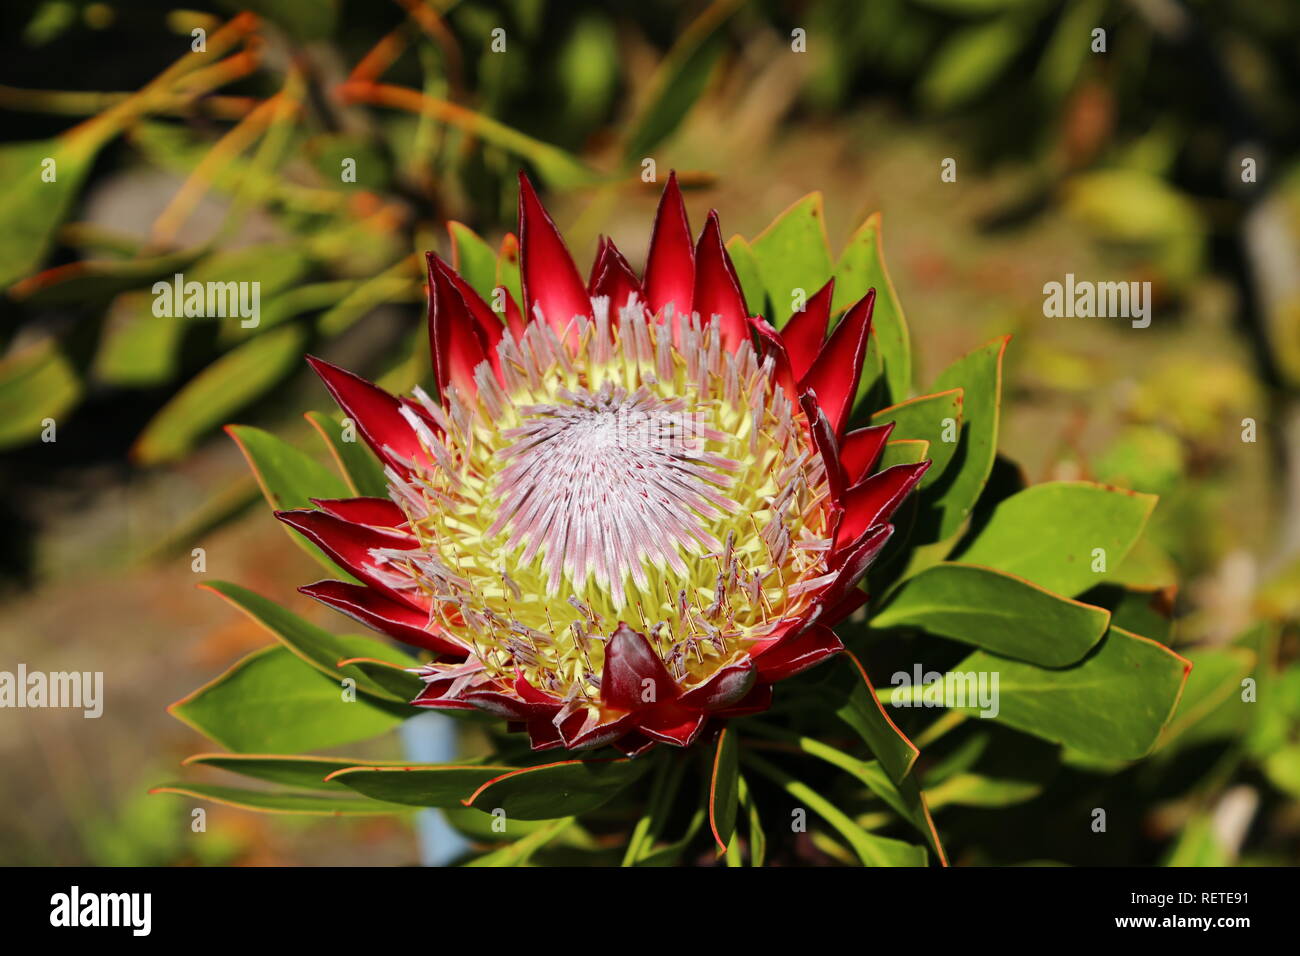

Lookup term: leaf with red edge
[448,221,499,303]
[200,580,419,707]
[150,781,410,815]
[463,758,651,820]
[872,562,1111,667]
[918,336,1010,542]
[168,645,406,754]
[303,410,390,498]
[835,211,912,404]
[954,626,1192,761]
[871,388,963,487]
[327,764,519,807]
[709,726,741,854]
[226,424,354,575]
[834,650,920,783]
[752,193,834,330]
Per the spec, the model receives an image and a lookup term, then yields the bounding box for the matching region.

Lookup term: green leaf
[621,0,742,160]
[200,580,416,708]
[953,626,1192,760]
[303,411,390,498]
[316,264,419,336]
[836,212,912,403]
[1263,745,1300,800]
[918,16,1029,112]
[93,295,187,387]
[448,221,500,304]
[335,656,428,701]
[725,235,766,319]
[738,775,765,867]
[1157,646,1254,747]
[742,752,927,867]
[1162,814,1230,866]
[871,388,963,485]
[327,764,519,807]
[168,645,406,753]
[495,234,523,315]
[181,753,410,791]
[921,336,1010,541]
[878,438,930,469]
[925,773,1042,809]
[463,758,650,820]
[873,563,1111,667]
[747,724,946,864]
[224,424,355,574]
[150,781,408,815]
[834,651,920,783]
[132,323,308,465]
[953,481,1157,596]
[0,337,82,448]
[708,726,741,853]
[752,194,835,327]
[12,248,203,306]
[0,137,101,289]
[464,817,575,867]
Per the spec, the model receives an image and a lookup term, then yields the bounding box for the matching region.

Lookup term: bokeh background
[2,0,1299,865]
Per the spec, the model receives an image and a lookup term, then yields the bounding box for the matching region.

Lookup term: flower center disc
[392,303,835,696]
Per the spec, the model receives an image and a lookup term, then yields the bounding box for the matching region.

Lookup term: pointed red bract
[781,278,834,380]
[799,289,876,436]
[517,172,591,335]
[309,497,408,530]
[754,623,845,683]
[840,423,895,485]
[305,356,427,469]
[299,580,463,657]
[590,237,644,314]
[275,509,426,610]
[692,211,751,352]
[426,253,489,395]
[644,171,695,320]
[834,460,932,552]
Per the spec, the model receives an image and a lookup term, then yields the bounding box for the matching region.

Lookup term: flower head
[279,173,929,755]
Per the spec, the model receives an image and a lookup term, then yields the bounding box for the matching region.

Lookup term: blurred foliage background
[1,0,1299,865]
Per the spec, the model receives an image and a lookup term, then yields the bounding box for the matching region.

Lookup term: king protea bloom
[279,173,929,756]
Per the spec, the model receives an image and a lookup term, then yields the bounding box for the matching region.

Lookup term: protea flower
[277,172,929,756]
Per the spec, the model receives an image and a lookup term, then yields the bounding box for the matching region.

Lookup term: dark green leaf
[708,726,740,853]
[752,194,835,327]
[151,781,408,815]
[836,212,912,403]
[328,763,518,807]
[874,563,1111,667]
[463,758,650,820]
[953,626,1192,760]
